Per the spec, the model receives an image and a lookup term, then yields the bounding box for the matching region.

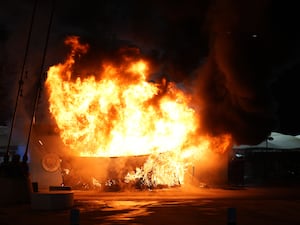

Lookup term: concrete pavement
[0,186,300,225]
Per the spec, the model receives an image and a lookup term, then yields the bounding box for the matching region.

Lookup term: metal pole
[5,0,38,162]
[23,0,56,163]
[227,207,237,225]
[70,208,80,225]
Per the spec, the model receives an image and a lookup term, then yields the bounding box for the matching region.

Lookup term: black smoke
[191,0,276,145]
[1,0,294,146]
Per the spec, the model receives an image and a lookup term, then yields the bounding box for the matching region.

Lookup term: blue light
[16,145,30,162]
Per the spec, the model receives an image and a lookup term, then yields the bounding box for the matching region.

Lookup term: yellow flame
[45,36,233,187]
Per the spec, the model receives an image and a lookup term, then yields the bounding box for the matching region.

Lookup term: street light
[265,136,274,150]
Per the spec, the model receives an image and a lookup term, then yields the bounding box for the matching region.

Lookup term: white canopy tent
[234,132,300,150]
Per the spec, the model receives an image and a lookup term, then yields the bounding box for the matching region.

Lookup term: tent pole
[23,0,56,163]
[5,0,38,162]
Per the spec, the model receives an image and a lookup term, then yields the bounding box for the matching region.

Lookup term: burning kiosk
[31,36,233,190]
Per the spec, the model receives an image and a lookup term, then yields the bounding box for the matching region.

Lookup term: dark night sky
[0,0,299,145]
[272,1,300,136]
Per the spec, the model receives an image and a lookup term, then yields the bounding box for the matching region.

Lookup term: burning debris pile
[45,36,232,191]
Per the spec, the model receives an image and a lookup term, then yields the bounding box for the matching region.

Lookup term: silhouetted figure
[0,154,30,178]
[0,155,10,177]
[10,154,24,177]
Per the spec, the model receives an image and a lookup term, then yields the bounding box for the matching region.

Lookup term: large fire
[45,36,232,188]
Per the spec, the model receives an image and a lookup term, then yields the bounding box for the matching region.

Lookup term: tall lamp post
[266,136,274,150]
[263,135,274,180]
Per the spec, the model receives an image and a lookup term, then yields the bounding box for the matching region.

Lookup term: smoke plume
[192,0,275,145]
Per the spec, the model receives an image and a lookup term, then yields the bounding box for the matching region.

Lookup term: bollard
[70,207,80,225]
[227,207,236,225]
[32,182,38,192]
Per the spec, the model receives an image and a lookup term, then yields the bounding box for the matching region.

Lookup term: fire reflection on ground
[74,197,213,225]
[69,187,300,225]
[75,199,157,225]
[96,200,156,224]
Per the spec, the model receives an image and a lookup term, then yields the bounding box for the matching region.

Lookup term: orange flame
[45,36,232,187]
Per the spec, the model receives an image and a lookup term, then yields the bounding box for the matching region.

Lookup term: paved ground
[1,185,300,225]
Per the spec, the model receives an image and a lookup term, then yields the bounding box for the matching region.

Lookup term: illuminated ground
[1,186,300,225]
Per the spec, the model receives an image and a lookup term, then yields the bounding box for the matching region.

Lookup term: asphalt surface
[1,185,300,225]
